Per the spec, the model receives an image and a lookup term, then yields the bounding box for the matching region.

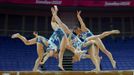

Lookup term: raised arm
[77,11,88,31]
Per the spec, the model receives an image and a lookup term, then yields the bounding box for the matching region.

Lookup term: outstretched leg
[85,30,120,41]
[11,33,36,45]
[97,30,120,39]
[51,7,71,34]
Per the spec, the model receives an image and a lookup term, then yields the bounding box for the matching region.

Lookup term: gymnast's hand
[77,10,81,16]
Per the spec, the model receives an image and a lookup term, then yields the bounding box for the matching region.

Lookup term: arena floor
[0,70,133,75]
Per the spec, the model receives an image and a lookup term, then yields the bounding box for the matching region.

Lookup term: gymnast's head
[33,31,38,37]
[73,26,82,35]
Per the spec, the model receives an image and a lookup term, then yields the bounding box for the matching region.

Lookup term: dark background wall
[0,4,134,38]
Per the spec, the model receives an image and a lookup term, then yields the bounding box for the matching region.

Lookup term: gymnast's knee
[49,51,54,57]
[90,40,96,45]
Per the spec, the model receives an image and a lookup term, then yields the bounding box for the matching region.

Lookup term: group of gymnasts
[11,5,120,72]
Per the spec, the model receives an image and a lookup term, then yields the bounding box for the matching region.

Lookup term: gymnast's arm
[77,11,89,31]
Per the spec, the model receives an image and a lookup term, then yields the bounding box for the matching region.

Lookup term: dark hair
[72,31,77,35]
[33,31,38,34]
[73,26,80,31]
[72,26,78,35]
[77,22,81,28]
